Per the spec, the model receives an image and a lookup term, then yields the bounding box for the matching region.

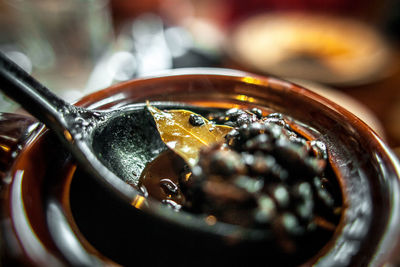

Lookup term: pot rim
[6,67,400,266]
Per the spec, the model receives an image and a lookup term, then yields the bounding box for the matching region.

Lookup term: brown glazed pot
[1,68,400,266]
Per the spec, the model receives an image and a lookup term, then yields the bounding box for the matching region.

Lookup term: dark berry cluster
[180,108,341,253]
[207,107,262,127]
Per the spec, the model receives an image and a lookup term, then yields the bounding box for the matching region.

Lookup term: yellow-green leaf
[147,102,233,167]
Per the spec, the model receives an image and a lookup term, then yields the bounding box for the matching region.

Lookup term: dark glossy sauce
[139,150,186,209]
[67,104,341,265]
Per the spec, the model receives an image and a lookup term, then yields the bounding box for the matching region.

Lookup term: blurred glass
[0,0,113,103]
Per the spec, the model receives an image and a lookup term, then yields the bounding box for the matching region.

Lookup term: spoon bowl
[0,53,146,201]
[91,102,218,187]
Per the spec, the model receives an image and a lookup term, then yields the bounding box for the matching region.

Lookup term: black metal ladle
[0,52,160,202]
[1,51,279,245]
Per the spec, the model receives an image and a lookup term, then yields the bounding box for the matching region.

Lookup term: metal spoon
[0,52,156,202]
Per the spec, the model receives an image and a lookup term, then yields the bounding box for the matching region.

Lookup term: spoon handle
[0,52,73,133]
[0,53,139,201]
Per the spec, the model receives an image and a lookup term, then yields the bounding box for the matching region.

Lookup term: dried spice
[146,102,232,167]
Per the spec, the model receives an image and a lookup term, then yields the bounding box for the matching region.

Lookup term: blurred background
[1,0,400,150]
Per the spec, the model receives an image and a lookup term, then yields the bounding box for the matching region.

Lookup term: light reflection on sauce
[138,150,186,209]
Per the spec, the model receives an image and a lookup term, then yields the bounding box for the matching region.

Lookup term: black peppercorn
[189,114,205,126]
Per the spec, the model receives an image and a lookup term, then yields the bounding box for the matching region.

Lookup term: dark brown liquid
[130,106,343,265]
[69,103,341,266]
[139,150,186,209]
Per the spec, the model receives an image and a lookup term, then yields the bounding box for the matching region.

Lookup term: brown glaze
[0,69,400,266]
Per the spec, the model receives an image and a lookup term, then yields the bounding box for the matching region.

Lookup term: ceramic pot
[1,69,399,266]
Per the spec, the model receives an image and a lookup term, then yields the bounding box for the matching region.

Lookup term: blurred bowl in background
[228,12,393,85]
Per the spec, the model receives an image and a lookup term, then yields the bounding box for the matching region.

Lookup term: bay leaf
[147,102,233,167]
